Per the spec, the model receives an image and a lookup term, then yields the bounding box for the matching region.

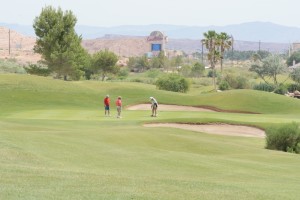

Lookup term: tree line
[32,5,300,92]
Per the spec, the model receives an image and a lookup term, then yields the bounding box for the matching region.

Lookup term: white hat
[106,95,109,97]
[150,97,153,99]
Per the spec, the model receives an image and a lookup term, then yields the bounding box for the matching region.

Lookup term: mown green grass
[1,74,300,200]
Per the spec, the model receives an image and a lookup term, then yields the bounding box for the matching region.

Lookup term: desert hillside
[0,26,290,64]
[82,35,149,57]
[0,26,40,63]
[0,27,150,63]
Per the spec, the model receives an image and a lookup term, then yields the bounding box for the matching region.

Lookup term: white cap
[150,97,153,99]
[106,95,109,97]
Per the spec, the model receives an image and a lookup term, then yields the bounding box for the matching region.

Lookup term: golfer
[116,96,122,118]
[104,95,110,116]
[150,97,158,117]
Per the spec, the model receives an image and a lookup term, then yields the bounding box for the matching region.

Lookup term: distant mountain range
[1,21,300,43]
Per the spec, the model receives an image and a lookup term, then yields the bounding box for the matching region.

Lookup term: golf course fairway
[1,74,300,200]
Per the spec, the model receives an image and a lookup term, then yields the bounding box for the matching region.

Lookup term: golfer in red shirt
[104,95,110,116]
[116,96,122,118]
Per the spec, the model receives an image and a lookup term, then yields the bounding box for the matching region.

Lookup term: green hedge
[155,73,190,93]
[253,83,276,92]
[266,122,300,153]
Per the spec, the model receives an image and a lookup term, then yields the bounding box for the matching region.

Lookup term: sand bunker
[127,104,216,112]
[130,104,264,137]
[144,123,265,138]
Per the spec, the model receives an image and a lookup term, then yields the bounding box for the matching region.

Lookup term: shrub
[253,83,276,92]
[24,64,51,76]
[117,68,129,80]
[207,69,218,78]
[274,84,287,95]
[265,122,300,153]
[221,73,250,89]
[235,76,250,89]
[219,80,230,90]
[0,58,26,74]
[290,68,300,84]
[287,83,300,92]
[156,73,190,93]
[190,62,205,78]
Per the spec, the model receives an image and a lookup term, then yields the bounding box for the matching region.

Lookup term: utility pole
[231,35,234,65]
[8,29,11,55]
[258,40,261,52]
[200,40,204,64]
[201,42,204,64]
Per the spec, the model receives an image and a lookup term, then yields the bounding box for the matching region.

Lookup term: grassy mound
[1,74,300,115]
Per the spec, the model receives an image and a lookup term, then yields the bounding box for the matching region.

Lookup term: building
[146,31,167,57]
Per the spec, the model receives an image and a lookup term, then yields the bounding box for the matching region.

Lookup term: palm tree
[217,32,232,75]
[202,30,220,90]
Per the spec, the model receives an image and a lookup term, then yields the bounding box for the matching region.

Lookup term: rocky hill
[0,26,290,64]
[2,22,299,43]
[0,26,40,63]
[82,35,149,57]
[82,35,289,56]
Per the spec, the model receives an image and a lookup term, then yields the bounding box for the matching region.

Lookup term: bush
[253,83,276,92]
[219,81,230,90]
[290,67,300,84]
[0,58,26,74]
[266,122,300,153]
[221,73,250,89]
[235,76,250,89]
[207,69,218,78]
[287,83,300,92]
[156,73,190,93]
[274,84,287,95]
[190,62,205,78]
[24,64,51,76]
[117,68,129,80]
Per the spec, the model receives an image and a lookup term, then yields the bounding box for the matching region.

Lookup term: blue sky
[1,0,299,27]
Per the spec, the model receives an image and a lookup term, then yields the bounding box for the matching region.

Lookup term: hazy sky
[1,0,300,27]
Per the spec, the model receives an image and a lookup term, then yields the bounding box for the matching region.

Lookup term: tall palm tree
[202,30,220,90]
[217,32,232,75]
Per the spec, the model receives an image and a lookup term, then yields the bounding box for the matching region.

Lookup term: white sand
[127,104,216,112]
[144,123,265,138]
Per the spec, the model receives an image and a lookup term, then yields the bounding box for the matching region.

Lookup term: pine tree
[33,6,88,80]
